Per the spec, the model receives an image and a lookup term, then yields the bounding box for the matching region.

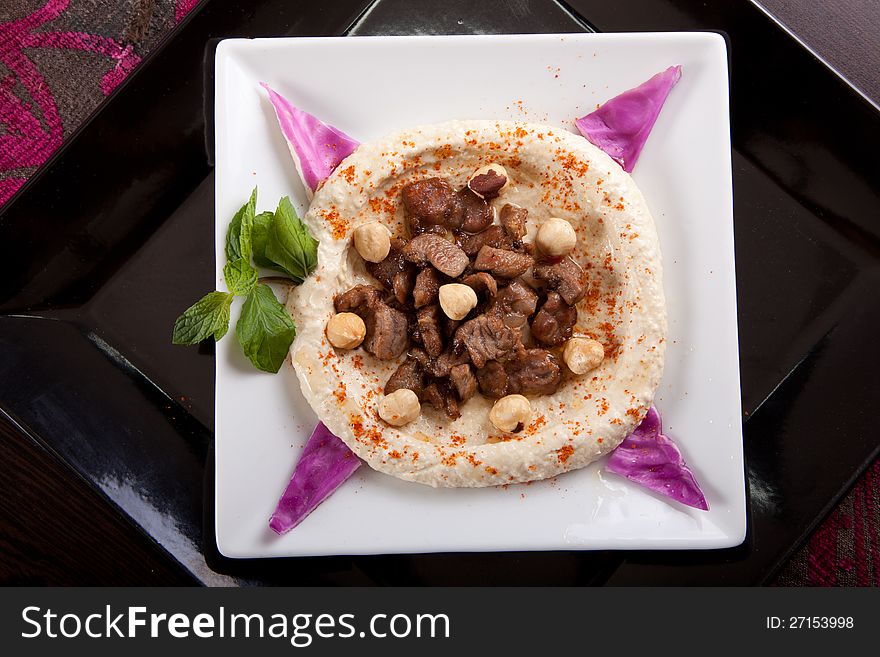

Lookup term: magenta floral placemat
[0,0,197,204]
[1,0,877,587]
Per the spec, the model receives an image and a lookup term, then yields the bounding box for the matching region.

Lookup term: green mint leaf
[251,211,276,269]
[172,291,234,345]
[263,196,318,283]
[235,284,297,373]
[225,187,257,263]
[223,258,257,296]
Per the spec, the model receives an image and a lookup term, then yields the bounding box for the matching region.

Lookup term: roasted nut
[353,222,392,263]
[536,217,577,256]
[489,394,532,433]
[379,388,421,426]
[467,163,509,200]
[325,312,366,349]
[563,337,605,374]
[438,283,478,320]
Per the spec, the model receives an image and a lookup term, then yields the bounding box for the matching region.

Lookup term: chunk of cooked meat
[442,316,460,339]
[402,234,470,278]
[499,203,528,240]
[334,284,383,312]
[490,280,538,328]
[533,257,587,305]
[391,269,416,304]
[455,225,514,257]
[365,238,414,304]
[476,361,508,399]
[449,363,478,402]
[423,382,442,408]
[474,245,534,279]
[408,214,448,237]
[506,349,562,396]
[412,267,442,308]
[424,381,461,419]
[450,187,493,233]
[401,178,456,226]
[426,346,470,378]
[334,284,408,360]
[468,168,507,200]
[531,291,577,346]
[453,314,522,368]
[416,304,444,357]
[407,346,430,368]
[363,303,409,360]
[461,272,498,297]
[384,357,425,399]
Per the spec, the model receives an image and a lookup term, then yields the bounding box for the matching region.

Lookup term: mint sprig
[223,258,257,296]
[225,187,257,262]
[264,197,319,284]
[236,284,298,373]
[171,187,319,373]
[172,291,234,344]
[251,211,276,269]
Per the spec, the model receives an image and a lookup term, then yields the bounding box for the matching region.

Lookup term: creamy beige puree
[287,120,666,487]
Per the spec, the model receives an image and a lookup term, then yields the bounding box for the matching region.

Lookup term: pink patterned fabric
[775,459,880,586]
[0,0,197,205]
[175,0,199,22]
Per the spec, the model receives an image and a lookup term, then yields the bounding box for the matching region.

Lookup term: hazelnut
[536,217,577,256]
[438,283,478,320]
[325,312,366,349]
[352,222,391,263]
[467,163,509,200]
[489,394,532,433]
[563,337,605,374]
[379,389,421,427]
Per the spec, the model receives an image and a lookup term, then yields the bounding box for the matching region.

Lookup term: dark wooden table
[1,0,877,585]
[0,419,193,584]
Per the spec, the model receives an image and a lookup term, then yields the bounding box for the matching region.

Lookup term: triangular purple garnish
[269,422,362,535]
[576,65,681,173]
[606,406,709,510]
[261,82,360,197]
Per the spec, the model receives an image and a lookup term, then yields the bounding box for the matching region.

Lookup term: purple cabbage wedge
[261,82,359,197]
[606,407,709,510]
[269,422,362,535]
[576,65,682,173]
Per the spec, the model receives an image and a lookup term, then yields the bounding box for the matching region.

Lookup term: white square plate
[214,33,744,558]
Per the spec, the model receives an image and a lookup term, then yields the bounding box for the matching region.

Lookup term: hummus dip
[287,119,666,487]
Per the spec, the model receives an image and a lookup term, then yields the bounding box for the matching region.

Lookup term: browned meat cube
[413,267,443,308]
[499,203,528,240]
[450,187,493,233]
[506,349,562,396]
[455,225,514,257]
[384,357,425,399]
[453,314,522,368]
[449,363,478,402]
[474,245,534,279]
[402,234,470,278]
[416,304,444,357]
[401,178,456,226]
[461,272,498,298]
[533,257,587,305]
[476,361,509,399]
[489,280,538,328]
[333,284,408,360]
[531,291,577,346]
